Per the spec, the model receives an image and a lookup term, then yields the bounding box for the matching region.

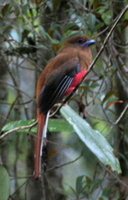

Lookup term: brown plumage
[34,34,95,178]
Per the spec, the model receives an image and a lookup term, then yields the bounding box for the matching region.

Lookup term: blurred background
[0,0,128,199]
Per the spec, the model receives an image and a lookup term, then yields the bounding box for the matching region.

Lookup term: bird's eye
[77,38,85,44]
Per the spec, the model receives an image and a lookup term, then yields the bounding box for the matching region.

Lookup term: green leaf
[63,23,79,32]
[0,165,10,200]
[60,105,121,173]
[2,119,36,132]
[75,175,84,195]
[92,119,110,136]
[87,13,96,30]
[48,119,73,132]
[2,118,73,133]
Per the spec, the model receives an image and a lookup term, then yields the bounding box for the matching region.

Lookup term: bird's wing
[38,59,81,114]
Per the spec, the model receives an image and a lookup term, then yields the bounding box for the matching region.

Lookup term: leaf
[87,13,96,30]
[2,118,73,133]
[2,119,36,132]
[48,119,73,132]
[76,175,84,195]
[39,28,59,44]
[60,105,121,173]
[63,30,82,40]
[63,23,79,32]
[93,120,110,136]
[0,165,10,200]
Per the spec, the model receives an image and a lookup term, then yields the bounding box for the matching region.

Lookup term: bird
[34,34,95,178]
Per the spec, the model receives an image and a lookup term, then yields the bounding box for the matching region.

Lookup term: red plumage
[64,68,87,95]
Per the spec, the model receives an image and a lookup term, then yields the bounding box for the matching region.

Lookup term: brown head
[58,34,95,67]
[63,34,95,49]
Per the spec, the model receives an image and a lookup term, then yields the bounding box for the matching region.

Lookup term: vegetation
[0,0,128,199]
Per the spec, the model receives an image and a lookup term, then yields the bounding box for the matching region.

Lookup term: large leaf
[60,105,121,173]
[2,119,73,133]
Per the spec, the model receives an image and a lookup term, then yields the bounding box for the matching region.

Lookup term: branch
[45,152,83,173]
[5,46,37,56]
[0,121,37,139]
[114,104,128,125]
[0,80,33,99]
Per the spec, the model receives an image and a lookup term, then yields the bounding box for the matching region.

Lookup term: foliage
[2,118,73,132]
[0,0,128,199]
[60,105,121,173]
[58,175,115,200]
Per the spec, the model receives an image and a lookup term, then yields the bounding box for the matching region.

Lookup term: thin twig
[2,96,19,127]
[9,178,31,198]
[0,121,37,139]
[0,80,33,99]
[45,152,83,172]
[114,104,128,125]
[105,166,128,189]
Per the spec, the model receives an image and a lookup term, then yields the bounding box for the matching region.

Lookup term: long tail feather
[34,113,46,178]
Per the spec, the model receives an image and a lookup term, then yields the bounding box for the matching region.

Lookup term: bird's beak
[83,39,95,46]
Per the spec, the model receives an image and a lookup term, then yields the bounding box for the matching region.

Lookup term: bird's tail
[34,111,49,178]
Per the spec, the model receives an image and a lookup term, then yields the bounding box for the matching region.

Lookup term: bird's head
[63,34,95,49]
